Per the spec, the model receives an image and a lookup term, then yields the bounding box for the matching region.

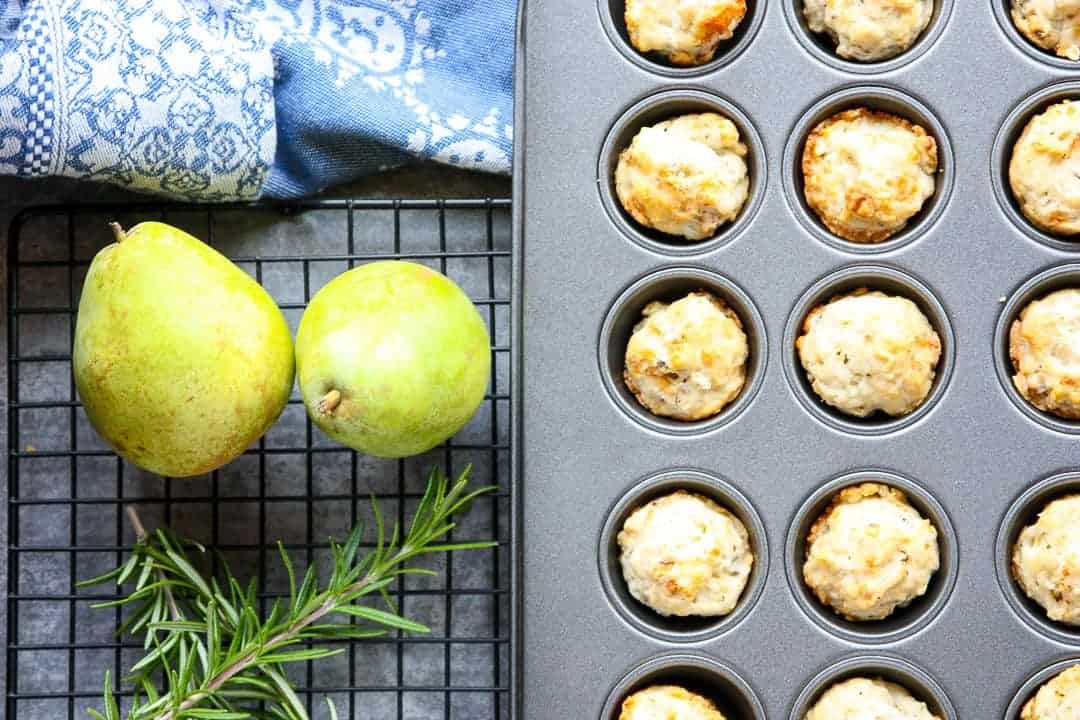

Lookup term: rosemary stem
[88,468,492,720]
[126,506,183,622]
[153,577,374,720]
[125,506,148,541]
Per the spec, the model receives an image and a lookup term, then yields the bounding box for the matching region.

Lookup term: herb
[78,466,494,720]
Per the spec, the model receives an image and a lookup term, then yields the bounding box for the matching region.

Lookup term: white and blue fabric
[1,0,515,200]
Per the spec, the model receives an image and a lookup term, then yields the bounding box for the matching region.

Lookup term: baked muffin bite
[615,112,749,241]
[804,677,941,720]
[804,483,940,621]
[617,490,753,617]
[624,291,749,421]
[1010,288,1080,419]
[1012,0,1080,61]
[802,108,938,243]
[625,0,748,66]
[803,0,932,61]
[1022,664,1080,720]
[621,685,727,720]
[1013,494,1080,625]
[1010,101,1080,236]
[796,289,942,419]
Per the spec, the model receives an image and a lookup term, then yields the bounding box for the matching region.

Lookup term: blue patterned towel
[3,0,515,200]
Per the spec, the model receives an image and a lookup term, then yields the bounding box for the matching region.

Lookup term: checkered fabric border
[21,2,54,177]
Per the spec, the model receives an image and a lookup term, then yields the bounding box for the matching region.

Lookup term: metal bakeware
[516,0,1080,716]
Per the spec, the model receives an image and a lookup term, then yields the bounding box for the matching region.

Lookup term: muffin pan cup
[517,0,1080,717]
[1005,657,1080,720]
[598,89,768,256]
[781,264,956,435]
[783,0,954,73]
[991,82,1080,253]
[601,652,767,720]
[993,263,1080,433]
[785,469,959,645]
[598,468,769,642]
[599,266,768,435]
[788,654,958,720]
[996,471,1080,644]
[599,0,767,77]
[992,1,1080,70]
[781,87,955,255]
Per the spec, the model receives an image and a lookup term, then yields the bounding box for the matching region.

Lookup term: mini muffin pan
[515,0,1080,716]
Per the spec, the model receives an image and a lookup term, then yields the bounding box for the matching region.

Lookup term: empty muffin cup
[598,468,768,642]
[786,469,958,644]
[599,90,766,255]
[600,267,766,434]
[601,652,766,720]
[783,86,953,254]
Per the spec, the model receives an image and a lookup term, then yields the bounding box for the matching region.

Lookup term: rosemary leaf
[255,647,345,665]
[332,604,430,633]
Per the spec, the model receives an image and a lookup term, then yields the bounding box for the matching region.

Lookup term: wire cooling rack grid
[5,199,514,720]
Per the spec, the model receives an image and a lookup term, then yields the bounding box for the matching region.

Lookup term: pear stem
[318,389,342,415]
[109,222,127,243]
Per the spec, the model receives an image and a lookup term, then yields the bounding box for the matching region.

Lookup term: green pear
[73,222,295,477]
[296,260,490,458]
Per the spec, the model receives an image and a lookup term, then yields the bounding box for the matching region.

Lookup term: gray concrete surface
[0,164,513,720]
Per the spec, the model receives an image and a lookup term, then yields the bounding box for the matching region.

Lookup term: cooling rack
[5,199,517,720]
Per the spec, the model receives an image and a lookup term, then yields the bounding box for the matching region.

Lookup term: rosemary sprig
[78,466,495,720]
